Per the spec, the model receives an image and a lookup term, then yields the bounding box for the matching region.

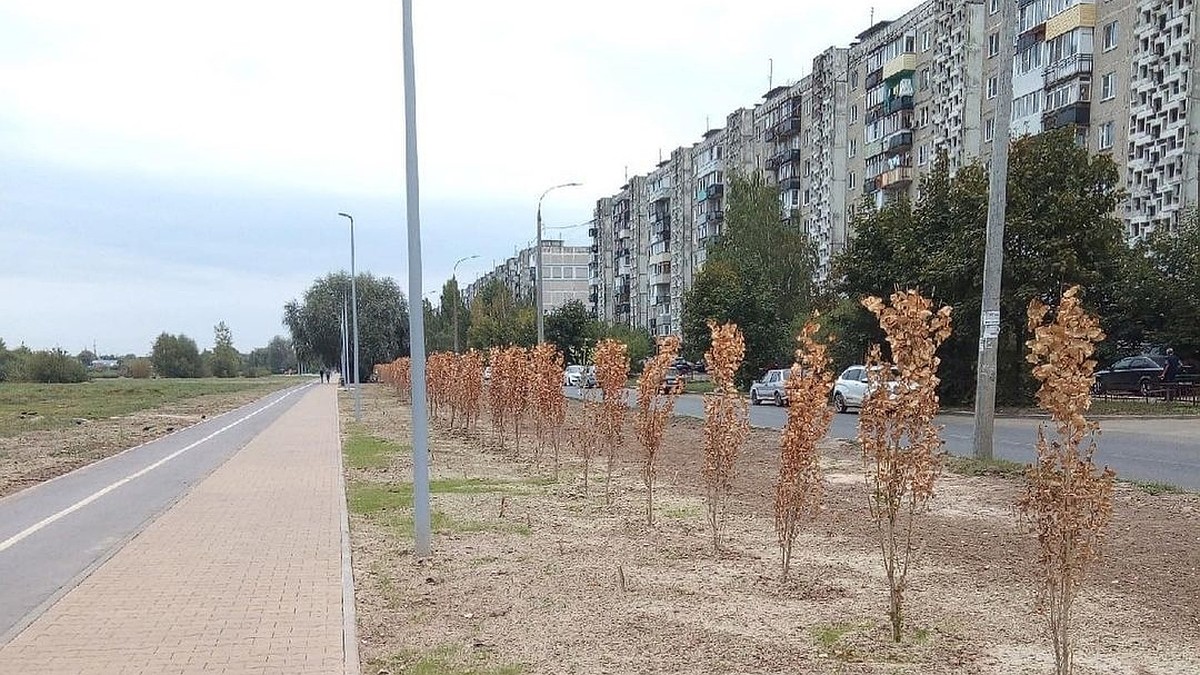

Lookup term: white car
[563,364,585,387]
[750,368,791,406]
[832,365,899,413]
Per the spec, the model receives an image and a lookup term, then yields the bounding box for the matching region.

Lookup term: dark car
[671,358,694,375]
[1093,355,1197,395]
[660,367,685,394]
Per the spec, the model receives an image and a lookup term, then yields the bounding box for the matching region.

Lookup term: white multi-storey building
[587,0,1194,336]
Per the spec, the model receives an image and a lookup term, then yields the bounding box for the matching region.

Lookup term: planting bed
[344,385,1199,675]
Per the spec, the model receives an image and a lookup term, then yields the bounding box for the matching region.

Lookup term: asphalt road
[568,388,1200,491]
[0,382,314,644]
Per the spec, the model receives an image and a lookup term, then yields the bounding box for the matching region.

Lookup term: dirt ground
[344,385,1200,675]
[0,384,294,497]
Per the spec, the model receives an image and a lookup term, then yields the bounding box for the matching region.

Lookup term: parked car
[660,367,685,394]
[750,368,791,406]
[563,364,586,387]
[832,365,900,413]
[694,358,707,374]
[1093,355,1198,395]
[672,358,694,375]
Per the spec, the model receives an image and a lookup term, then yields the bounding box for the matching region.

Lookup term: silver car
[832,365,899,413]
[750,368,791,406]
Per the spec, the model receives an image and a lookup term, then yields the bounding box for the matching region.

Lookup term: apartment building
[463,239,591,314]
[586,0,1197,336]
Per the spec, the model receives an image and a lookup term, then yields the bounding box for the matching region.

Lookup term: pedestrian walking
[1161,348,1182,383]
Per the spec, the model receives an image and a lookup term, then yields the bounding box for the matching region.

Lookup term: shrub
[21,348,89,383]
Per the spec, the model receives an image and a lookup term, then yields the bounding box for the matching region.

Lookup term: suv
[1093,355,1198,395]
[563,365,586,387]
[750,369,791,406]
[832,365,900,413]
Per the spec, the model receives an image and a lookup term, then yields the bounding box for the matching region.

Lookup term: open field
[343,384,1200,675]
[0,376,299,496]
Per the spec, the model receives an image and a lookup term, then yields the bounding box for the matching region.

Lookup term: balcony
[587,227,597,237]
[865,68,883,90]
[700,209,725,224]
[884,94,914,116]
[780,176,803,192]
[880,167,914,190]
[767,147,802,170]
[886,131,913,155]
[617,226,633,240]
[1043,54,1093,87]
[698,183,724,201]
[772,116,802,139]
[882,53,916,82]
[1042,102,1091,129]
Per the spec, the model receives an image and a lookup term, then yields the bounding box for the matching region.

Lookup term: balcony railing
[773,116,802,139]
[884,94,914,116]
[886,131,913,155]
[767,147,803,170]
[1043,54,1093,88]
[780,176,803,191]
[1042,102,1091,130]
[880,166,914,190]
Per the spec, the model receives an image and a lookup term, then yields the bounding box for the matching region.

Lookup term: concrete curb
[335,388,362,675]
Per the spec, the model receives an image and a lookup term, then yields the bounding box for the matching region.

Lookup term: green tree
[151,333,204,378]
[599,323,653,372]
[265,336,296,373]
[831,129,1125,404]
[209,322,242,378]
[1108,211,1200,363]
[76,349,97,367]
[283,272,410,381]
[466,279,536,349]
[0,338,11,381]
[546,300,599,364]
[681,172,819,384]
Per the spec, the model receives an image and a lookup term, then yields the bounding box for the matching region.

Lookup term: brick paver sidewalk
[0,384,355,675]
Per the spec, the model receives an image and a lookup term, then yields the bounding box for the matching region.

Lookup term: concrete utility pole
[402,0,432,559]
[451,254,479,353]
[340,298,349,387]
[972,0,1017,460]
[339,212,363,422]
[535,182,582,344]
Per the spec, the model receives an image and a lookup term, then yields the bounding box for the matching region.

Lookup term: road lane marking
[0,385,308,555]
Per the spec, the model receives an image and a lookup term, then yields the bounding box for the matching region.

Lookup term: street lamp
[452,254,479,353]
[338,211,362,422]
[536,182,582,344]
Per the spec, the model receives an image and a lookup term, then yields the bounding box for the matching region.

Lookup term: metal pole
[339,213,362,422]
[535,182,582,344]
[451,254,479,353]
[402,0,431,558]
[341,296,350,388]
[972,0,1016,460]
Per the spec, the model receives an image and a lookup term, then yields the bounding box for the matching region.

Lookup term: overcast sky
[0,0,914,355]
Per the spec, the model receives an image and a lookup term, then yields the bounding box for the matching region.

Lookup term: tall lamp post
[536,182,582,344]
[338,212,362,422]
[451,254,479,353]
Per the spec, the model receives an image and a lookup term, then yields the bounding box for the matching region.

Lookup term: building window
[849,138,857,157]
[918,144,930,166]
[849,173,856,189]
[987,76,998,99]
[922,30,931,51]
[985,116,995,141]
[851,104,858,122]
[851,70,858,88]
[1102,21,1118,51]
[1098,121,1114,150]
[920,68,930,90]
[988,32,1000,57]
[989,0,999,14]
[1101,72,1116,100]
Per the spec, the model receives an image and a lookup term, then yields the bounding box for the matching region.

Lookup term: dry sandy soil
[0,385,294,497]
[344,385,1200,675]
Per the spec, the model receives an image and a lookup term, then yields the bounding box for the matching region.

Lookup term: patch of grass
[1129,480,1186,495]
[812,622,856,648]
[347,482,412,514]
[344,429,406,470]
[370,645,524,675]
[430,476,553,495]
[661,505,701,519]
[684,380,715,394]
[944,456,1028,479]
[0,376,296,438]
